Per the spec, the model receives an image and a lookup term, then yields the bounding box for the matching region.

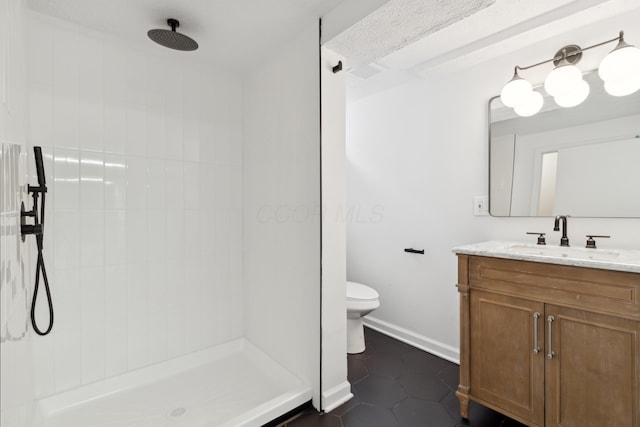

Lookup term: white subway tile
[104,154,126,210]
[53,149,80,211]
[166,259,185,307]
[165,213,184,272]
[166,160,184,210]
[200,164,215,211]
[167,303,186,359]
[105,312,127,377]
[184,118,200,162]
[80,151,104,210]
[183,162,200,210]
[126,263,148,369]
[148,309,168,364]
[125,156,146,211]
[147,210,166,261]
[125,107,146,157]
[78,37,104,153]
[214,164,231,208]
[146,158,166,210]
[198,123,215,164]
[78,101,104,153]
[53,268,82,393]
[104,104,127,154]
[147,261,167,313]
[184,210,201,259]
[165,66,183,161]
[80,267,105,384]
[125,210,146,264]
[32,332,56,398]
[80,211,104,267]
[52,30,79,150]
[146,106,166,160]
[104,266,128,372]
[29,91,53,148]
[104,210,126,266]
[127,314,148,370]
[54,211,80,271]
[105,264,127,319]
[213,209,231,256]
[165,116,183,160]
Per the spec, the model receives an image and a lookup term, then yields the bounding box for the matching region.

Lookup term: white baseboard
[363,316,460,364]
[321,381,353,412]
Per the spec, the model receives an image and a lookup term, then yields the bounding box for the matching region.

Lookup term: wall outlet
[473,196,489,216]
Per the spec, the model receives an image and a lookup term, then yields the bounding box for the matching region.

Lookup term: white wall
[320,46,351,411]
[346,18,640,362]
[25,11,243,398]
[0,1,35,426]
[243,20,322,408]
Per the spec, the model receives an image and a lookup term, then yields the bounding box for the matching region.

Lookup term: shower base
[33,339,312,427]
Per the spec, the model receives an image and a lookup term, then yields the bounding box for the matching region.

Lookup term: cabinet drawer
[468,256,640,320]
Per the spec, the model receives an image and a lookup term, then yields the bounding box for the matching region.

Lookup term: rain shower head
[148,18,198,51]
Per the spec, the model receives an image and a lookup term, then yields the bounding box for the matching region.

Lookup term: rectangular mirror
[489,71,640,217]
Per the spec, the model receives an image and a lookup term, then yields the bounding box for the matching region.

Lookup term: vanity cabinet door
[470,291,545,426]
[545,304,640,427]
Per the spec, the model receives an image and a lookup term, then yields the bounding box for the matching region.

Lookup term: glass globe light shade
[544,63,583,97]
[553,79,590,108]
[604,76,640,96]
[598,43,640,82]
[514,90,544,117]
[500,75,532,108]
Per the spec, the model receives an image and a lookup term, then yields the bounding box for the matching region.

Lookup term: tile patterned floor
[279,327,526,427]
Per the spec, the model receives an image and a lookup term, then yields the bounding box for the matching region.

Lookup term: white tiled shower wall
[27,12,244,398]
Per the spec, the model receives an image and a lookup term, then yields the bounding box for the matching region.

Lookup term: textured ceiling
[339,0,640,101]
[325,0,494,68]
[26,0,347,72]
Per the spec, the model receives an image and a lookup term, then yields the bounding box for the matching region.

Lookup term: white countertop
[452,240,640,274]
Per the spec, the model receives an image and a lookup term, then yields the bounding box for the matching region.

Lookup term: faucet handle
[527,232,546,245]
[585,235,610,249]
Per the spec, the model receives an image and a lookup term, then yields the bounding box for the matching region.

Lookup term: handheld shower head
[34,146,46,187]
[148,18,198,51]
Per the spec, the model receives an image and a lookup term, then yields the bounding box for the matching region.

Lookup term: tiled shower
[28,12,244,396]
[1,0,343,424]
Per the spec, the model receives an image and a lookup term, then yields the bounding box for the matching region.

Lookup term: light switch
[473,196,489,216]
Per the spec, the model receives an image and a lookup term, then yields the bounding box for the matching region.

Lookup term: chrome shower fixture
[148,18,199,51]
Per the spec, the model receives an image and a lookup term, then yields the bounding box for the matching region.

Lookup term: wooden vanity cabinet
[456,255,640,427]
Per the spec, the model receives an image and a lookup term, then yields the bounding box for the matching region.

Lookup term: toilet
[346,281,380,354]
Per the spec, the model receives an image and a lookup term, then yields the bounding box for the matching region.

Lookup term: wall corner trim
[321,381,353,412]
[364,316,460,364]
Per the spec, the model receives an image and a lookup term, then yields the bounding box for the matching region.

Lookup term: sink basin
[503,244,621,262]
[453,241,640,273]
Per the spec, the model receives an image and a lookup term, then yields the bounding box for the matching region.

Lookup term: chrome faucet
[554,215,570,247]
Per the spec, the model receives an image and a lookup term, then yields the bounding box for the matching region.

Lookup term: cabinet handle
[547,315,555,359]
[532,312,541,354]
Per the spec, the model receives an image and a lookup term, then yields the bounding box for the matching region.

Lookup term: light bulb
[544,63,583,97]
[514,90,544,117]
[553,79,590,108]
[598,42,640,82]
[604,77,640,96]
[500,72,532,108]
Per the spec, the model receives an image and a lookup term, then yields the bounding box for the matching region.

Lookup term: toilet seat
[347,281,379,302]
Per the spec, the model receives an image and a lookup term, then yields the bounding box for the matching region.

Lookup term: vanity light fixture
[501,31,640,117]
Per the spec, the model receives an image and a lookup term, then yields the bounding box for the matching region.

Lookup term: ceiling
[328,0,640,101]
[27,0,640,95]
[26,0,347,72]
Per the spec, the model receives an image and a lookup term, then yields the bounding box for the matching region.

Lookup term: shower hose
[30,191,53,336]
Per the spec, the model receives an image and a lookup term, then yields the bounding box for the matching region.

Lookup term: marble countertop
[452,240,640,274]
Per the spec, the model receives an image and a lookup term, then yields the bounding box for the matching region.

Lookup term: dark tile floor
[279,327,526,427]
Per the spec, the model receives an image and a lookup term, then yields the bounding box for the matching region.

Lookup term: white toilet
[346,281,380,354]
